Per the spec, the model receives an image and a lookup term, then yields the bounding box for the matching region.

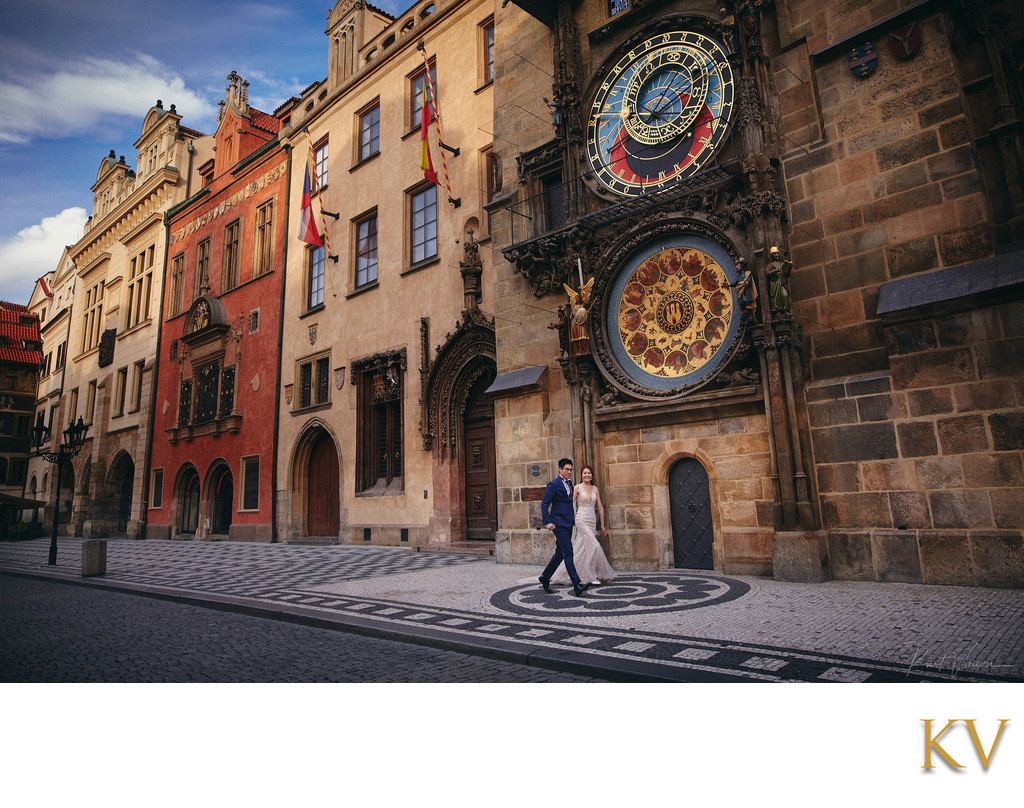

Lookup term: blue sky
[0,0,406,304]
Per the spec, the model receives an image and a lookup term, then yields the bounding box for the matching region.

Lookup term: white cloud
[0,54,218,144]
[0,208,87,304]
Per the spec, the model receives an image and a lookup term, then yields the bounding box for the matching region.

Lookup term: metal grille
[668,458,714,570]
[219,365,235,417]
[178,380,192,427]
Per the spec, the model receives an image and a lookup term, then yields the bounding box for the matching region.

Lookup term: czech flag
[297,154,322,246]
[420,84,438,185]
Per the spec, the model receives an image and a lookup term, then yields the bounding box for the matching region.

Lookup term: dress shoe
[539,576,553,593]
[572,583,591,597]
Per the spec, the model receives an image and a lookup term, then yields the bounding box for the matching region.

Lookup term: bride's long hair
[579,464,596,485]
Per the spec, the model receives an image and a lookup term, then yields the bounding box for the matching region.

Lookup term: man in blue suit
[538,457,590,597]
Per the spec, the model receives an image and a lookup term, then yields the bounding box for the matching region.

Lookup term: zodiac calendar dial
[608,239,740,392]
[585,30,735,198]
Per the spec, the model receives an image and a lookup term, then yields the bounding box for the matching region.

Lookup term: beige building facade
[275,0,499,547]
[60,103,212,540]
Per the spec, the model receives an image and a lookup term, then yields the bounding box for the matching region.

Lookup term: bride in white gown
[551,465,617,585]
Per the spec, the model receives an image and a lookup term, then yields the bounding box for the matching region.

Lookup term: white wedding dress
[551,485,617,585]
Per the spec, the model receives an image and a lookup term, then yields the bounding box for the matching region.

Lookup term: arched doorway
[110,454,135,535]
[463,371,497,540]
[210,464,233,535]
[307,433,340,537]
[669,458,714,569]
[179,467,200,534]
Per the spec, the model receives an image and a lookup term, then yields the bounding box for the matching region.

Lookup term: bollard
[82,539,107,577]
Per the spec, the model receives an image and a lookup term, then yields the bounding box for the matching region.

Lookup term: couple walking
[538,458,617,597]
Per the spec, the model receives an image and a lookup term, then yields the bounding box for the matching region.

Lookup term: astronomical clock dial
[606,237,741,393]
[586,30,736,198]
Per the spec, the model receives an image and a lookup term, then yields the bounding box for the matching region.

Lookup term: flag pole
[417,41,460,208]
[303,128,338,261]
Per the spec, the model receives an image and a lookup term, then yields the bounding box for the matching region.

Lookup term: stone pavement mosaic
[1,538,1022,683]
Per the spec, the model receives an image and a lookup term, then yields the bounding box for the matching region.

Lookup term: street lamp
[32,415,89,566]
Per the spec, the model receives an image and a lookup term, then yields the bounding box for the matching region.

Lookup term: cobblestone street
[0,576,598,683]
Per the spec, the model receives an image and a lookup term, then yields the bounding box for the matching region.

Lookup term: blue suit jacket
[541,476,575,529]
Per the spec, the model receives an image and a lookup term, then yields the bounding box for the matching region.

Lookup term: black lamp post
[32,415,89,566]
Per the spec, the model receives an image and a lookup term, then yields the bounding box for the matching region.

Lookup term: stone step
[415,541,495,557]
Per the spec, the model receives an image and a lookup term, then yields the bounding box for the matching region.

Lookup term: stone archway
[173,464,200,537]
[421,307,497,545]
[209,462,233,536]
[286,420,344,543]
[108,452,135,536]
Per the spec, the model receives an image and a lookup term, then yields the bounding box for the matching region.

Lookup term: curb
[2,568,740,683]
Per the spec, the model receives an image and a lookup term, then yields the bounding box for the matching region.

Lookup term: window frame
[194,237,212,298]
[308,245,326,310]
[169,252,186,317]
[253,199,275,278]
[113,366,128,417]
[358,101,380,163]
[314,139,329,190]
[409,183,438,267]
[240,455,260,511]
[150,468,164,509]
[222,218,241,292]
[294,350,332,411]
[410,62,437,132]
[354,211,378,289]
[130,360,145,413]
[84,380,97,424]
[125,244,154,330]
[355,358,404,495]
[481,19,495,85]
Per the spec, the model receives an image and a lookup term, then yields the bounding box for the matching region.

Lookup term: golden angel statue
[563,277,595,356]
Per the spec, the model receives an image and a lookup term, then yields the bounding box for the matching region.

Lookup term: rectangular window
[55,341,67,370]
[67,388,78,425]
[483,21,495,84]
[125,245,154,330]
[195,237,211,298]
[131,360,145,412]
[315,140,329,189]
[411,185,437,264]
[249,309,260,333]
[81,281,104,352]
[169,253,186,317]
[241,456,260,511]
[411,63,437,130]
[359,103,380,161]
[609,0,630,16]
[296,353,330,410]
[542,169,566,231]
[356,360,403,493]
[85,381,97,424]
[308,246,325,309]
[222,219,241,291]
[356,214,378,287]
[114,366,128,416]
[254,200,274,277]
[151,469,163,508]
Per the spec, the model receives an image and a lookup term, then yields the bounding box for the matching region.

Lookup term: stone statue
[766,246,792,314]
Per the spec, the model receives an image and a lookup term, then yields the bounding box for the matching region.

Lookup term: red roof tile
[0,346,42,366]
[249,108,281,134]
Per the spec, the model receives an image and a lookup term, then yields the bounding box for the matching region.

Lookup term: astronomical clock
[582,27,745,399]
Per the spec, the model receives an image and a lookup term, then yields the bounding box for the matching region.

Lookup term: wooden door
[464,381,497,540]
[308,436,339,537]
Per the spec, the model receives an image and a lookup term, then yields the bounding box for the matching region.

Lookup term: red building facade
[147,73,287,541]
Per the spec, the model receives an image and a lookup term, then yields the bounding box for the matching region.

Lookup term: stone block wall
[809,300,1024,585]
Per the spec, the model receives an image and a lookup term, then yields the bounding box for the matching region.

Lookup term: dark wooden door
[212,468,233,534]
[308,436,339,536]
[669,458,714,569]
[464,380,497,540]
